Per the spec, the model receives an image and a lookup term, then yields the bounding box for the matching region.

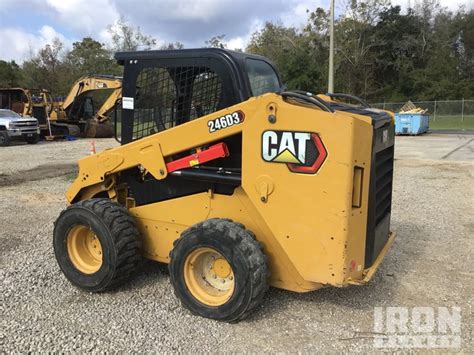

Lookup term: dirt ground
[1,134,473,352]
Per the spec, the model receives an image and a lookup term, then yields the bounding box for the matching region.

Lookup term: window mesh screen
[189,71,222,120]
[134,67,177,140]
[133,66,222,140]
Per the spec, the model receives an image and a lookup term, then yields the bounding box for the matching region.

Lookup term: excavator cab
[50,75,123,138]
[54,48,396,322]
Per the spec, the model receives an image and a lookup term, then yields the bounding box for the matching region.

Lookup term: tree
[247,1,473,101]
[331,0,391,98]
[205,35,227,49]
[1,5,471,102]
[369,6,422,100]
[65,37,120,78]
[0,60,23,87]
[108,16,157,51]
[160,42,185,50]
[247,22,325,91]
[22,38,70,94]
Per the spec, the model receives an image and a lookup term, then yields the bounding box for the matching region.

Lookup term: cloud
[0,25,69,63]
[45,0,119,36]
[226,36,247,50]
[0,0,472,63]
[112,0,301,46]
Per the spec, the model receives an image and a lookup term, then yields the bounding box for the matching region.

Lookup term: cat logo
[262,130,327,174]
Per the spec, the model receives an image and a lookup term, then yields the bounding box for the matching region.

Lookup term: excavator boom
[61,75,122,114]
[95,86,122,123]
[51,75,122,137]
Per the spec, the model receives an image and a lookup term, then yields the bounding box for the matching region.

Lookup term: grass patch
[429,115,474,130]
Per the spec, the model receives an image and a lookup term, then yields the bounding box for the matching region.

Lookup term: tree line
[0,1,472,102]
[246,0,473,101]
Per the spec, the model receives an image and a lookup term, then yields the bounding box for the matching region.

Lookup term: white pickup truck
[0,109,40,146]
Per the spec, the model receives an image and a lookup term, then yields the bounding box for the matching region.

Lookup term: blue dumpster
[395,113,430,135]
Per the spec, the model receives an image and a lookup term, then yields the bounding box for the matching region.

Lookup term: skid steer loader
[53,48,396,322]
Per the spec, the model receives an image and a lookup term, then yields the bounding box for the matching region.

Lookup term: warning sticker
[122,97,134,110]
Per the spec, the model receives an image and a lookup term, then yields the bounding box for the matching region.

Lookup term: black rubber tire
[0,131,10,146]
[53,198,142,292]
[169,218,269,322]
[25,133,39,144]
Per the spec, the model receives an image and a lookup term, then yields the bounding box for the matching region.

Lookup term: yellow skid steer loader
[53,49,396,322]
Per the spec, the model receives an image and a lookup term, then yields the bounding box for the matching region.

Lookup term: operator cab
[114,48,282,144]
[114,48,282,206]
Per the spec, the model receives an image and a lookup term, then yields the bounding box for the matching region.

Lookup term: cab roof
[114,48,271,65]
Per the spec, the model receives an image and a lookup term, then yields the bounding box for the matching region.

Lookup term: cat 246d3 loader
[53,49,396,322]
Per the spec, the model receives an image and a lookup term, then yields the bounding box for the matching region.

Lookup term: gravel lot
[1,134,473,352]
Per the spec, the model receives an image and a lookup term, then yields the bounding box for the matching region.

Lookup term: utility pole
[328,0,335,93]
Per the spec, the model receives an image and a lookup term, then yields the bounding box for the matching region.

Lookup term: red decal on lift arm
[165,143,230,173]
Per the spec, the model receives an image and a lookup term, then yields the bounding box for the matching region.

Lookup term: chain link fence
[371,100,474,130]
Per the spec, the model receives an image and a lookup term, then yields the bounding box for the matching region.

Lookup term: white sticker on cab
[122,97,134,110]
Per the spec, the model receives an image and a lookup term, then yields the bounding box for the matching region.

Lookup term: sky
[0,0,472,63]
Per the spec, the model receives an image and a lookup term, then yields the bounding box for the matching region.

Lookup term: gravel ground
[1,135,473,352]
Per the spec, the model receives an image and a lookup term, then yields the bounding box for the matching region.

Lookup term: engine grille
[10,121,38,128]
[365,123,395,267]
[10,120,39,133]
[374,145,394,225]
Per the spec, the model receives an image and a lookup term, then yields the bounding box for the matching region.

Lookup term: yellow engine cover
[67,93,394,292]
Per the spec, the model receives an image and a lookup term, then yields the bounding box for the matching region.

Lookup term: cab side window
[246,59,281,97]
[132,66,223,141]
[133,67,177,140]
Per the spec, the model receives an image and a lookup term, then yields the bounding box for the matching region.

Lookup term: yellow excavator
[50,75,122,137]
[1,76,122,138]
[0,87,83,136]
[0,88,50,118]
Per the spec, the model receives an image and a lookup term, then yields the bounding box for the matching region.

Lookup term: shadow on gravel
[115,260,169,293]
[247,221,429,321]
[0,163,77,187]
[106,220,428,323]
[0,234,23,254]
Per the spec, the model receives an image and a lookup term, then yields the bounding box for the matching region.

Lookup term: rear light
[352,166,364,208]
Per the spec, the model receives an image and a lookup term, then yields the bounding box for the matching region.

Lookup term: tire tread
[55,198,141,291]
[170,218,269,322]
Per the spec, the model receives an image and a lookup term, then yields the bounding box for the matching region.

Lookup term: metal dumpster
[395,113,430,135]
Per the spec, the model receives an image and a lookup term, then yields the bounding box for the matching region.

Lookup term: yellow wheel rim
[66,225,103,274]
[183,247,235,307]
